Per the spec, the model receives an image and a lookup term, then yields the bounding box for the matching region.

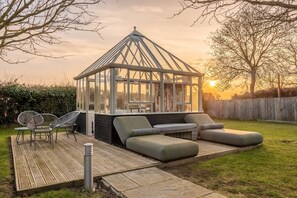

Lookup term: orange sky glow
[0,0,239,98]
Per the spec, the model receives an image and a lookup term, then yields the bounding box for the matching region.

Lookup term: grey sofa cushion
[153,123,197,131]
[126,135,199,162]
[185,114,215,125]
[200,123,224,130]
[113,116,153,145]
[185,114,263,146]
[200,129,263,147]
[131,128,160,137]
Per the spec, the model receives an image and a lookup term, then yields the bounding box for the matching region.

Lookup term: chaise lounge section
[185,114,263,147]
[113,116,199,162]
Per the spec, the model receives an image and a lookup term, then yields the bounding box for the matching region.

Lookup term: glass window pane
[164,73,174,83]
[76,80,80,110]
[192,84,198,112]
[89,79,95,111]
[175,75,183,103]
[81,78,86,111]
[140,83,150,102]
[99,71,105,113]
[129,83,140,102]
[164,83,173,112]
[152,72,160,82]
[185,85,191,103]
[116,68,128,79]
[153,83,160,112]
[105,69,110,114]
[95,73,100,112]
[185,104,191,112]
[129,70,140,81]
[116,81,127,114]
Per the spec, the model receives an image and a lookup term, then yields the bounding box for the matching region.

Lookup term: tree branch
[0,0,103,63]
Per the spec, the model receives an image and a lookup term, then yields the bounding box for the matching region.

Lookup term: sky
[0,0,221,88]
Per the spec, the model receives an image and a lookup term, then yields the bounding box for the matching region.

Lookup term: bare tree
[0,0,103,63]
[208,6,287,97]
[269,32,297,87]
[176,0,297,25]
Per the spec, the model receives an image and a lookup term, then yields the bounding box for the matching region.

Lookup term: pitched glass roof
[75,27,202,79]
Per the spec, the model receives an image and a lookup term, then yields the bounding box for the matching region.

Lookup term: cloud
[131,6,163,13]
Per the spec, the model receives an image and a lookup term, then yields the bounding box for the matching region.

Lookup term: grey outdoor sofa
[113,116,199,162]
[185,114,263,147]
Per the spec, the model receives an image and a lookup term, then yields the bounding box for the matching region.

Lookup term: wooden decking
[11,133,158,195]
[11,133,259,195]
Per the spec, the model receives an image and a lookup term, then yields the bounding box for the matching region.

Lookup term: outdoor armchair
[54,111,80,142]
[17,110,39,126]
[16,111,40,143]
[26,113,58,150]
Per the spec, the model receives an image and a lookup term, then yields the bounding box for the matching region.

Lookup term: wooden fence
[204,96,297,122]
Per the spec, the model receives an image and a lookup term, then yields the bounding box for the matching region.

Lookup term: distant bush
[0,81,76,125]
[232,87,297,99]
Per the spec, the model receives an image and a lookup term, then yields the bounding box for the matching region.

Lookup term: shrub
[232,87,297,99]
[0,81,76,125]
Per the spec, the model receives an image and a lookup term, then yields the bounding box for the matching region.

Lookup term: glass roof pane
[173,57,191,72]
[114,54,124,64]
[129,41,142,66]
[143,38,172,70]
[117,68,128,79]
[132,42,147,67]
[129,70,140,80]
[114,45,129,64]
[76,29,202,79]
[152,72,160,81]
[164,73,174,83]
[157,47,181,71]
[138,41,157,68]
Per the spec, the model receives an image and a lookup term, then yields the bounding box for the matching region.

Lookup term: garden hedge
[0,82,76,125]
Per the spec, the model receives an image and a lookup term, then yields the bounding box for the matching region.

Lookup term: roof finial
[134,26,136,31]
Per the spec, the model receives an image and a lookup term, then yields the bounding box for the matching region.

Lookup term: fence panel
[205,97,297,122]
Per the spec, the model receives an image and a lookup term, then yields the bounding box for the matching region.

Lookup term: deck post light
[84,143,94,191]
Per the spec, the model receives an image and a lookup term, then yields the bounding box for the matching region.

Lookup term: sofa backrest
[113,116,152,145]
[184,113,215,126]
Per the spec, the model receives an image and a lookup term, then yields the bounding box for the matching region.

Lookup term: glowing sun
[209,80,217,87]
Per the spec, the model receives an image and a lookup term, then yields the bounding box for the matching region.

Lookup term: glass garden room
[74,28,204,115]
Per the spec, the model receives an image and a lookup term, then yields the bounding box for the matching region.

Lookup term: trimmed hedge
[0,82,76,125]
[232,87,297,99]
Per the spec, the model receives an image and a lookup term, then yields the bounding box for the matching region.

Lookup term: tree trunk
[250,70,256,98]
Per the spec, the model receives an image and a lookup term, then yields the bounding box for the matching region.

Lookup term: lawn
[166,120,297,198]
[1,121,296,197]
[0,126,106,198]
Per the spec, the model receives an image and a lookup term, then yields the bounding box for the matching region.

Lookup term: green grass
[166,120,297,198]
[2,121,296,197]
[0,126,104,198]
[0,126,15,198]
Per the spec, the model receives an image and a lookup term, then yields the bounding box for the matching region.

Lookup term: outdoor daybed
[185,114,263,147]
[113,116,199,162]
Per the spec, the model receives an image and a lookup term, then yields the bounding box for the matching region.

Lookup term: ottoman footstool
[153,123,198,140]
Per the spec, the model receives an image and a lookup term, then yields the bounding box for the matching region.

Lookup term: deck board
[11,133,158,194]
[11,133,258,195]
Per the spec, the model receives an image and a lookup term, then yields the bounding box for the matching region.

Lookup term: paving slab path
[102,167,227,198]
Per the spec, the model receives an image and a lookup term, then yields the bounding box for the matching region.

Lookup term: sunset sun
[209,80,217,87]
